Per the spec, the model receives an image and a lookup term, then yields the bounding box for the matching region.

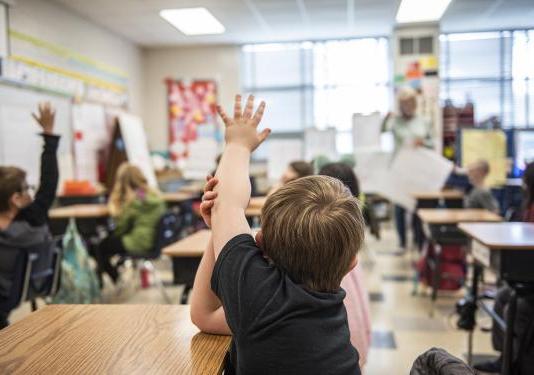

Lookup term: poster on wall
[166,79,221,178]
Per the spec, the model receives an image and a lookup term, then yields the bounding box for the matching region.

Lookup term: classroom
[0,0,533,374]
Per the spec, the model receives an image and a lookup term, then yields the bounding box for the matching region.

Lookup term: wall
[143,45,241,150]
[7,0,144,116]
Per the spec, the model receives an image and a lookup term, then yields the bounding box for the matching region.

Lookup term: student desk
[0,304,231,374]
[248,196,267,209]
[412,190,464,208]
[459,223,534,374]
[49,203,110,219]
[163,230,211,304]
[417,209,502,314]
[162,191,198,204]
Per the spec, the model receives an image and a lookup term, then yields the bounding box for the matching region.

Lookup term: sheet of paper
[267,139,303,181]
[304,127,337,161]
[182,137,219,180]
[353,112,383,151]
[118,113,158,188]
[461,129,507,187]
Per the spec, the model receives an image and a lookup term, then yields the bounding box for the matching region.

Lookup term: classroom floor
[9,222,498,374]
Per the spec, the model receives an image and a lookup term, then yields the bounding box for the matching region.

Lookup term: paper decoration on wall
[166,79,221,164]
[461,129,507,187]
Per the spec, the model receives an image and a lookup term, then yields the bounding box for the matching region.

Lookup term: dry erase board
[0,83,74,188]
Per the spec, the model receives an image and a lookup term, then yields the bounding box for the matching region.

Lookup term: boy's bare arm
[190,234,231,335]
[212,95,269,258]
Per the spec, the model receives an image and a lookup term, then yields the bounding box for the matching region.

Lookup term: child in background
[465,159,499,213]
[318,162,371,367]
[474,161,534,373]
[268,160,313,195]
[95,163,165,286]
[190,95,364,374]
[0,103,58,328]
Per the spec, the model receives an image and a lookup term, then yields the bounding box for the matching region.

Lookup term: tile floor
[9,222,499,374]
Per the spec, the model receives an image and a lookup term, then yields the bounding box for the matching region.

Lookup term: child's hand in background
[32,102,56,135]
[200,175,219,228]
[217,94,270,152]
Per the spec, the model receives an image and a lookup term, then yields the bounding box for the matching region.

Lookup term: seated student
[474,161,534,374]
[95,163,165,286]
[464,159,499,213]
[190,95,364,374]
[317,162,372,366]
[268,160,314,195]
[0,103,58,329]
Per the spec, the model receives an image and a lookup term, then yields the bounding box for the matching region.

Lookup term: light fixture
[160,8,225,35]
[396,0,453,24]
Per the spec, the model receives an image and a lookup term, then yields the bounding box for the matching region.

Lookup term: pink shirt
[341,266,372,367]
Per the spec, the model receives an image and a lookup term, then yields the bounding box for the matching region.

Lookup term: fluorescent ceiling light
[396,0,453,24]
[160,8,225,35]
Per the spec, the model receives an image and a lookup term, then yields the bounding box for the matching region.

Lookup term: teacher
[381,87,434,252]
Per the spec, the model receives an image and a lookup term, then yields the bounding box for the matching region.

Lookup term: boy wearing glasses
[0,103,58,329]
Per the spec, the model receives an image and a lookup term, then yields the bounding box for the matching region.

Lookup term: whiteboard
[117,113,158,188]
[0,83,74,189]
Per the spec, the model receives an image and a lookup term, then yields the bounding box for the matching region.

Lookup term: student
[0,103,58,329]
[318,162,371,366]
[382,87,433,251]
[473,161,534,373]
[95,163,165,286]
[464,159,499,213]
[190,95,364,374]
[268,160,313,195]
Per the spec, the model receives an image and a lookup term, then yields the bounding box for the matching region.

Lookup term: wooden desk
[458,223,534,374]
[412,190,464,200]
[162,191,197,204]
[163,229,211,258]
[417,209,502,225]
[49,203,110,219]
[0,304,231,374]
[248,196,267,209]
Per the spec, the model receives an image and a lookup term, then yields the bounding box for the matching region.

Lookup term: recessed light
[396,0,452,24]
[160,8,225,36]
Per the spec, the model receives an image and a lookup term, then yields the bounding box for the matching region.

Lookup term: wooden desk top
[162,191,197,203]
[417,209,502,224]
[163,229,211,257]
[248,196,267,209]
[459,222,534,250]
[412,190,464,200]
[49,204,110,219]
[245,206,262,217]
[0,304,231,375]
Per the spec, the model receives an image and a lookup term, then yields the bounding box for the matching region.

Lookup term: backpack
[514,292,534,375]
[51,219,100,304]
[416,242,466,291]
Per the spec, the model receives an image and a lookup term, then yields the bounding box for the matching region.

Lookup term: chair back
[145,211,185,259]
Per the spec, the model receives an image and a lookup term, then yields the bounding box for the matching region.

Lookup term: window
[242,37,391,154]
[441,30,534,128]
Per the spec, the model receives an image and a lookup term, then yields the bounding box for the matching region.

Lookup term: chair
[119,211,184,304]
[0,239,62,319]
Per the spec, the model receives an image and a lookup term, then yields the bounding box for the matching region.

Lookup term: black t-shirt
[211,234,361,375]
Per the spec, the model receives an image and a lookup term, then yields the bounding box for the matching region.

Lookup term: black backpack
[515,294,534,375]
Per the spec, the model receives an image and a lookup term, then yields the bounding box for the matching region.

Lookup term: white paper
[304,127,337,161]
[183,137,218,180]
[353,112,383,151]
[267,139,303,181]
[118,113,158,188]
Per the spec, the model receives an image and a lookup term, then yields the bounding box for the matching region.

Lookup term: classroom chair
[0,239,62,320]
[118,211,184,304]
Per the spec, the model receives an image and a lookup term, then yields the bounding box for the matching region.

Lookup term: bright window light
[160,8,225,35]
[396,0,452,23]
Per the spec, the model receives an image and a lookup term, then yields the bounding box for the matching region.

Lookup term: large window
[242,38,390,154]
[441,30,534,128]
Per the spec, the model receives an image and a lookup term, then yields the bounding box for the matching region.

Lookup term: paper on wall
[182,137,219,180]
[267,139,303,181]
[304,127,337,161]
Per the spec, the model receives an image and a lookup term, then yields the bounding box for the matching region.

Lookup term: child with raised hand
[190,94,364,375]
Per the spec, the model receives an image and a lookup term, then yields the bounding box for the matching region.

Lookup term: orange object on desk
[62,180,97,195]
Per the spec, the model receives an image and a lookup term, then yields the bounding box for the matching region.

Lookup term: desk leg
[467,263,482,366]
[430,243,442,317]
[502,288,517,375]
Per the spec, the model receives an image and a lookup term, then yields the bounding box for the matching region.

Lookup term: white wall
[143,45,241,150]
[8,0,144,116]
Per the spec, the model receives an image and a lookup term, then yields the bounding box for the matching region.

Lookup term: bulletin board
[460,129,507,187]
[0,82,74,190]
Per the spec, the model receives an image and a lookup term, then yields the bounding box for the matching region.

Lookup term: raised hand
[32,102,56,135]
[217,94,270,151]
[200,175,219,228]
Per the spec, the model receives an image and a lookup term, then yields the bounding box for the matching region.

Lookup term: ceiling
[52,0,534,47]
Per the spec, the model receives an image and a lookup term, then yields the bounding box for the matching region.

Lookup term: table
[459,223,534,375]
[417,209,502,314]
[162,191,197,204]
[49,203,110,219]
[412,190,464,201]
[0,304,231,374]
[248,196,267,209]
